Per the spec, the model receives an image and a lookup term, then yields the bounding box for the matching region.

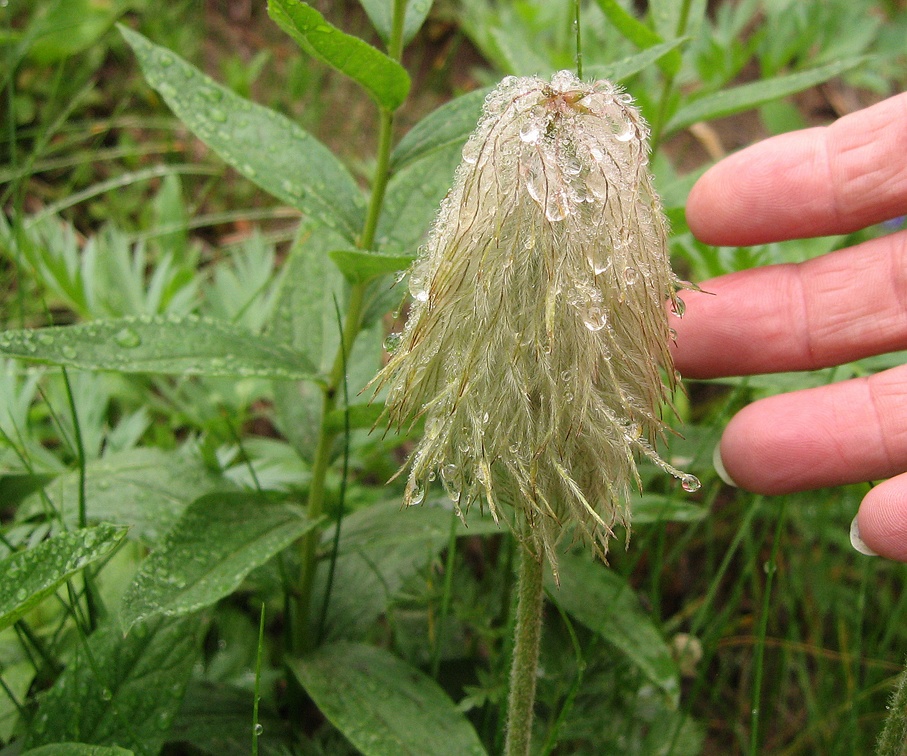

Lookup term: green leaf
[27,0,131,64]
[0,315,318,380]
[585,38,688,83]
[0,524,127,632]
[329,249,414,283]
[358,0,435,45]
[23,746,134,756]
[25,615,203,754]
[546,551,680,702]
[631,493,708,524]
[268,0,410,111]
[316,499,499,640]
[593,0,681,76]
[119,25,365,241]
[666,57,866,133]
[121,492,316,630]
[19,448,231,544]
[289,642,487,756]
[390,87,488,172]
[323,401,385,433]
[376,141,462,254]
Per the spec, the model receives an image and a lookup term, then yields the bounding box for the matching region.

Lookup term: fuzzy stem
[504,540,545,756]
[877,660,907,756]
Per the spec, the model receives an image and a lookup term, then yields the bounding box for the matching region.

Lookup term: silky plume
[375,71,698,571]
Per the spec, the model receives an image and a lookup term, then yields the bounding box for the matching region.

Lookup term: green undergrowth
[2,0,907,753]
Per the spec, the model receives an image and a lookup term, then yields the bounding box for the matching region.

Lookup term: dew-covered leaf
[268,0,410,111]
[329,249,414,283]
[666,57,865,133]
[0,524,127,632]
[375,142,462,254]
[592,0,682,76]
[630,493,708,524]
[18,448,231,544]
[546,551,680,702]
[358,0,434,45]
[0,315,318,380]
[22,745,135,756]
[25,615,203,754]
[120,25,365,241]
[316,499,499,640]
[120,492,316,631]
[289,642,487,756]
[390,88,488,172]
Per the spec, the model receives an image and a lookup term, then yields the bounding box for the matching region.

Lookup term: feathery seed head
[376,71,697,571]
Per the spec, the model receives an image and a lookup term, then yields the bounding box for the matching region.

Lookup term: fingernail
[850,516,878,556]
[713,443,737,487]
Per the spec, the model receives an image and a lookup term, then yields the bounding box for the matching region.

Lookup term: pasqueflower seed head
[375,71,698,570]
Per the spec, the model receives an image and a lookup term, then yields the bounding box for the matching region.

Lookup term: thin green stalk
[649,0,694,154]
[749,500,787,754]
[574,0,583,79]
[252,602,266,756]
[430,507,460,679]
[292,0,408,655]
[504,541,545,756]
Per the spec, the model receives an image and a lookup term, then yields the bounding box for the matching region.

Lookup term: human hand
[672,92,907,560]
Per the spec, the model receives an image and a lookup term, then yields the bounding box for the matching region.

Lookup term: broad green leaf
[23,746,134,756]
[289,642,487,756]
[375,141,462,254]
[329,249,414,283]
[666,57,865,133]
[631,494,708,524]
[316,499,499,640]
[27,0,132,64]
[593,0,681,76]
[546,551,680,702]
[121,492,316,630]
[19,448,230,544]
[168,680,293,756]
[119,26,365,241]
[268,221,349,456]
[358,0,435,45]
[390,87,489,172]
[268,0,410,111]
[25,615,203,754]
[585,38,688,83]
[0,524,127,632]
[0,315,317,380]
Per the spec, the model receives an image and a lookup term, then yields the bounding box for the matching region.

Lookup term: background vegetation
[2,0,907,753]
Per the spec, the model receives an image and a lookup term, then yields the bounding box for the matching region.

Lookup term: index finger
[686,93,907,246]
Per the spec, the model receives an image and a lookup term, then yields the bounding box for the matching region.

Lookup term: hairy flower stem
[292,0,408,656]
[504,541,545,756]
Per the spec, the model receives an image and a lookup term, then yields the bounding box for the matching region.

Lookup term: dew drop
[681,474,701,493]
[61,345,77,360]
[100,688,113,702]
[409,273,429,302]
[545,191,570,222]
[589,145,605,162]
[384,332,402,354]
[253,723,264,736]
[614,120,635,142]
[672,296,686,318]
[114,327,142,349]
[409,479,426,506]
[623,267,639,285]
[519,121,542,144]
[582,306,607,332]
[461,139,480,165]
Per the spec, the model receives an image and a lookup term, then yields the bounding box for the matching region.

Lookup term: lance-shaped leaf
[358,0,435,46]
[120,492,316,630]
[329,248,414,283]
[593,0,682,76]
[0,315,318,380]
[268,0,410,112]
[22,746,134,756]
[585,38,688,84]
[25,616,203,754]
[120,25,365,241]
[0,524,127,632]
[546,551,680,702]
[289,642,487,756]
[666,57,865,133]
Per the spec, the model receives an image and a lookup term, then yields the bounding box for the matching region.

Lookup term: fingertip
[857,477,907,562]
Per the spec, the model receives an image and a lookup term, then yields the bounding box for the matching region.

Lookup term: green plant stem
[504,541,545,756]
[430,507,460,679]
[649,0,693,154]
[292,0,408,655]
[573,0,583,79]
